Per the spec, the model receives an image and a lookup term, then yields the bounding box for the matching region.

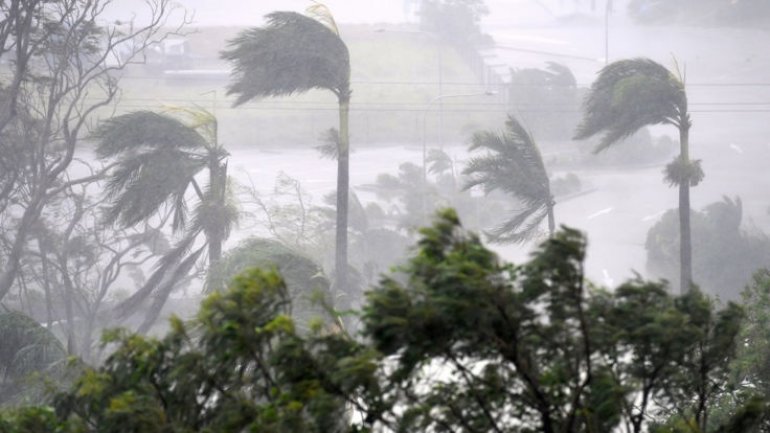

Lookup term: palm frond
[221,11,350,105]
[162,105,218,146]
[102,149,207,229]
[306,1,340,35]
[574,58,685,152]
[0,311,65,378]
[486,205,549,244]
[190,180,240,244]
[464,116,553,244]
[92,111,209,158]
[464,116,550,202]
[426,148,453,176]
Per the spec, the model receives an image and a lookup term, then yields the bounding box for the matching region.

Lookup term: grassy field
[110,24,508,149]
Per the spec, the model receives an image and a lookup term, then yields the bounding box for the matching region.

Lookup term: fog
[3,0,770,410]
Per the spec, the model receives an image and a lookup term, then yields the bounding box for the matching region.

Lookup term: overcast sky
[109,0,591,27]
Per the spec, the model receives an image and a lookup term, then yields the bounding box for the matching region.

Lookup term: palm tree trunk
[547,201,556,237]
[679,122,693,293]
[335,92,351,307]
[207,158,226,267]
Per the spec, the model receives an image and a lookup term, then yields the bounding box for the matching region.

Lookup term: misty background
[3,0,770,371]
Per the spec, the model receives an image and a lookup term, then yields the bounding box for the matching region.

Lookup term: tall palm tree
[221,7,352,299]
[93,109,238,331]
[463,116,555,243]
[574,58,701,293]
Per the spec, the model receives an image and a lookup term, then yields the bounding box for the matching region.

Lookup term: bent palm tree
[463,116,555,243]
[574,58,701,293]
[93,109,238,331]
[221,7,352,300]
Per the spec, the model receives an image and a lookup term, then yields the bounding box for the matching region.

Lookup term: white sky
[111,0,592,27]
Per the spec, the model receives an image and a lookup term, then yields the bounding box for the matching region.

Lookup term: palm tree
[0,310,66,405]
[221,6,352,299]
[574,58,701,293]
[92,109,238,331]
[463,116,555,243]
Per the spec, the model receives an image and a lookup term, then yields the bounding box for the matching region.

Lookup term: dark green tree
[221,8,353,303]
[93,109,238,332]
[464,115,556,243]
[362,210,757,433]
[1,212,765,432]
[575,58,701,293]
[50,268,370,433]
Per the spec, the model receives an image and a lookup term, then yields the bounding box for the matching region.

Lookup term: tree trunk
[547,200,556,237]
[335,93,351,309]
[207,159,226,267]
[679,121,693,293]
[0,194,45,301]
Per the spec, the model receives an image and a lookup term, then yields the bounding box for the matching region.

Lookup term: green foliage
[664,156,705,187]
[206,237,333,329]
[1,212,764,432]
[646,197,770,300]
[51,268,368,432]
[735,270,770,396]
[222,11,351,104]
[362,209,755,433]
[0,407,70,433]
[464,115,555,243]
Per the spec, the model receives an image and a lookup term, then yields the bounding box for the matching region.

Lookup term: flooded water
[222,139,770,290]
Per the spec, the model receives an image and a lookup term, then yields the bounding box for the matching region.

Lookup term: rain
[2,0,770,431]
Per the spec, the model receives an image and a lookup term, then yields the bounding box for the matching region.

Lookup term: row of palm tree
[93,5,695,327]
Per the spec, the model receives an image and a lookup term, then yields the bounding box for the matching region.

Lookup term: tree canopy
[222,11,351,104]
[1,210,767,432]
